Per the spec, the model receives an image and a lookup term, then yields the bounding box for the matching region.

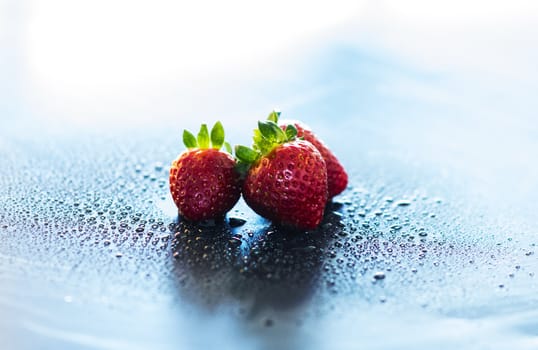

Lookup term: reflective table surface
[1,2,538,349]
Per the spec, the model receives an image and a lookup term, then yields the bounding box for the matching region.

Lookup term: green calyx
[234,117,298,170]
[267,109,304,141]
[254,120,297,154]
[182,121,232,153]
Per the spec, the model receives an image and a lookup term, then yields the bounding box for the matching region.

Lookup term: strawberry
[235,121,328,229]
[268,110,348,198]
[169,122,241,221]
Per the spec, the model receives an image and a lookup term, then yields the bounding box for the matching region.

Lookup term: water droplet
[154,162,164,172]
[395,200,411,207]
[228,217,246,228]
[228,238,241,246]
[373,271,386,280]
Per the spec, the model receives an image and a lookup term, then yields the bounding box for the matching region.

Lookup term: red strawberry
[268,110,348,198]
[235,121,328,229]
[169,122,241,221]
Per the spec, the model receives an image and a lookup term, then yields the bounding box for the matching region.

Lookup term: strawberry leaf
[258,121,277,141]
[210,121,225,150]
[183,130,198,149]
[235,145,259,164]
[258,121,286,143]
[224,141,232,154]
[285,124,298,140]
[267,109,281,123]
[248,112,300,157]
[253,129,273,155]
[197,124,210,149]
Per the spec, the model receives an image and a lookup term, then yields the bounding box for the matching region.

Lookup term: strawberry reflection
[170,205,346,314]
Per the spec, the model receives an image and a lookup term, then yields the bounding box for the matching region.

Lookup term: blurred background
[2,1,538,349]
[2,0,538,203]
[3,0,537,125]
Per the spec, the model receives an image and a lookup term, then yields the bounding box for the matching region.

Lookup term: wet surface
[2,121,538,349]
[2,2,538,349]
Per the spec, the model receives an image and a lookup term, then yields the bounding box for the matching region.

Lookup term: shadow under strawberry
[169,208,347,317]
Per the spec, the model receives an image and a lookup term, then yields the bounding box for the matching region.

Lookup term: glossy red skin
[281,121,348,198]
[169,149,241,221]
[243,140,328,229]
